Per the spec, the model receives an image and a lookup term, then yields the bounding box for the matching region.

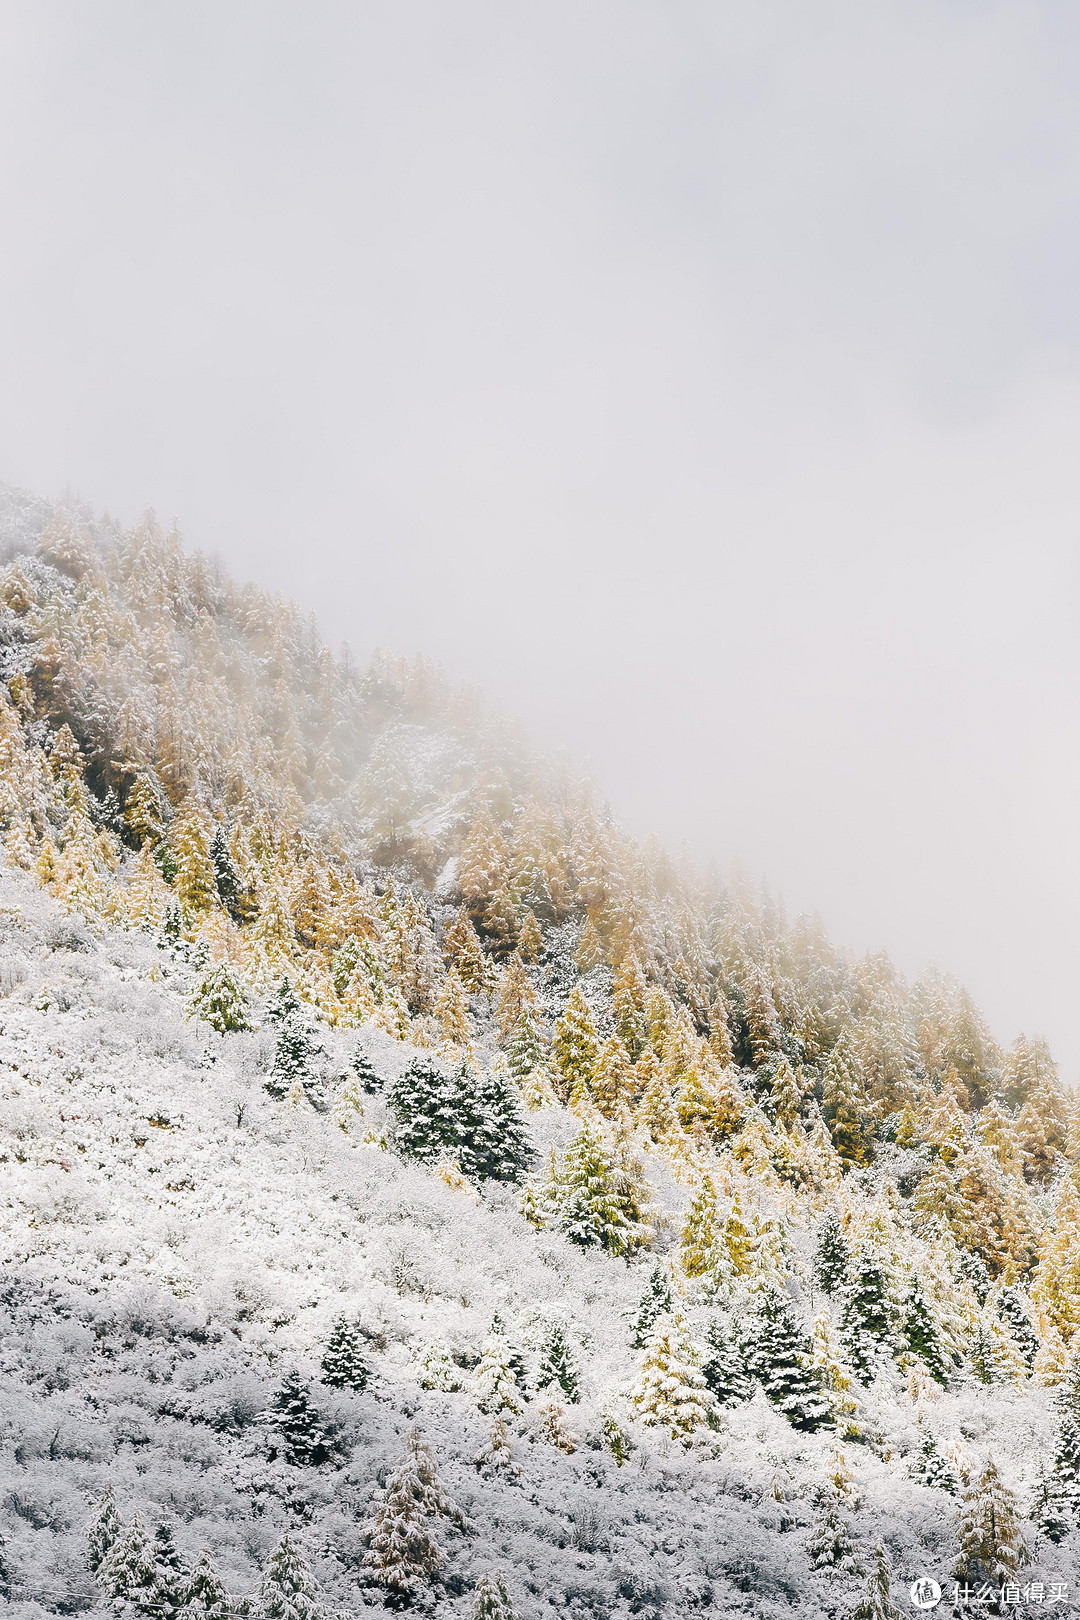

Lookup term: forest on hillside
[1,486,1079,1619]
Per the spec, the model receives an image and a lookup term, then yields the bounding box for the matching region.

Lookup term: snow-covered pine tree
[363,1430,461,1599]
[258,1533,322,1620]
[908,1427,959,1494]
[476,1063,533,1182]
[264,1370,331,1466]
[813,1208,850,1296]
[679,1176,723,1281]
[535,1321,579,1402]
[955,1458,1024,1587]
[181,1548,231,1618]
[849,1546,903,1620]
[750,1284,833,1431]
[186,960,249,1034]
[997,1285,1039,1368]
[472,1572,516,1620]
[264,978,326,1103]
[87,1487,123,1572]
[806,1491,860,1574]
[209,823,241,918]
[99,1513,164,1616]
[475,1331,523,1415]
[1034,1408,1080,1542]
[351,1045,383,1093]
[413,1336,462,1391]
[506,1009,545,1082]
[152,1523,188,1616]
[901,1275,950,1384]
[701,1316,753,1407]
[630,1314,718,1439]
[320,1317,369,1391]
[474,1416,517,1476]
[551,1123,652,1257]
[838,1248,897,1380]
[631,1264,673,1347]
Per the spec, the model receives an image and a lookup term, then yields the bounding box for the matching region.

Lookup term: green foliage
[387,1057,531,1183]
[258,1533,323,1620]
[181,1549,232,1618]
[209,824,241,918]
[749,1284,833,1431]
[320,1317,369,1391]
[363,1429,461,1599]
[813,1209,850,1296]
[264,1370,333,1466]
[849,1546,903,1620]
[98,1513,164,1616]
[86,1487,123,1573]
[956,1459,1024,1587]
[545,1124,653,1257]
[700,1316,754,1407]
[630,1265,672,1347]
[535,1320,579,1402]
[186,960,249,1033]
[838,1249,897,1380]
[997,1285,1039,1367]
[264,978,326,1104]
[472,1572,516,1619]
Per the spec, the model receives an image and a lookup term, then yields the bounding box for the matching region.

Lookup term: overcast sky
[2,2,1080,1073]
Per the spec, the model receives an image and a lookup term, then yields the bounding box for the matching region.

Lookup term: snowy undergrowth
[0,864,1073,1619]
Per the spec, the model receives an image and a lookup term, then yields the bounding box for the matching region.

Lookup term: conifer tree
[750,1284,833,1431]
[472,1572,516,1620]
[955,1459,1024,1587]
[901,1276,950,1384]
[536,1399,577,1452]
[434,966,473,1048]
[517,909,544,963]
[552,985,600,1102]
[552,1124,653,1257]
[839,1249,897,1380]
[181,1549,231,1618]
[997,1285,1039,1368]
[630,1314,719,1439]
[320,1317,369,1391]
[99,1513,164,1616]
[506,1009,545,1082]
[209,823,241,918]
[363,1429,461,1598]
[849,1546,903,1620]
[679,1177,722,1281]
[186,960,249,1034]
[631,1264,673,1347]
[822,1033,869,1164]
[264,978,326,1103]
[807,1492,860,1574]
[388,1056,531,1183]
[152,1524,188,1617]
[908,1427,959,1494]
[258,1533,322,1620]
[813,1209,850,1297]
[701,1316,753,1407]
[172,805,217,917]
[475,1331,523,1415]
[594,1035,633,1116]
[413,1335,462,1391]
[264,1370,331,1466]
[474,1417,517,1475]
[87,1487,124,1572]
[535,1321,579,1402]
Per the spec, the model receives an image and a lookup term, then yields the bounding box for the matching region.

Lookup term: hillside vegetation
[1,486,1078,1618]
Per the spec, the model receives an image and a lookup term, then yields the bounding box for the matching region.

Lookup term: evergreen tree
[387,1057,531,1183]
[631,1265,673,1347]
[901,1276,950,1384]
[320,1317,369,1391]
[258,1533,322,1620]
[264,1370,332,1466]
[186,960,249,1034]
[630,1314,719,1439]
[849,1546,903,1620]
[474,1416,517,1475]
[209,823,240,918]
[363,1430,461,1599]
[1034,1409,1080,1542]
[506,1009,545,1082]
[172,806,217,917]
[351,1045,383,1093]
[264,979,326,1104]
[750,1284,833,1431]
[807,1492,860,1574]
[955,1459,1024,1587]
[152,1524,188,1617]
[679,1176,722,1281]
[838,1249,897,1380]
[908,1427,959,1494]
[475,1331,523,1415]
[700,1316,754,1407]
[997,1285,1039,1368]
[813,1209,850,1296]
[87,1487,124,1573]
[535,1321,579,1402]
[99,1513,164,1616]
[181,1549,231,1618]
[550,1124,653,1257]
[472,1572,516,1620]
[413,1336,462,1391]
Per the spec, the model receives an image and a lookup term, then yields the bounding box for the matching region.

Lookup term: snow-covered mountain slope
[0,863,1070,1619]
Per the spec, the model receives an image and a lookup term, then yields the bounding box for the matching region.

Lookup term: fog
[2,2,1080,1073]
